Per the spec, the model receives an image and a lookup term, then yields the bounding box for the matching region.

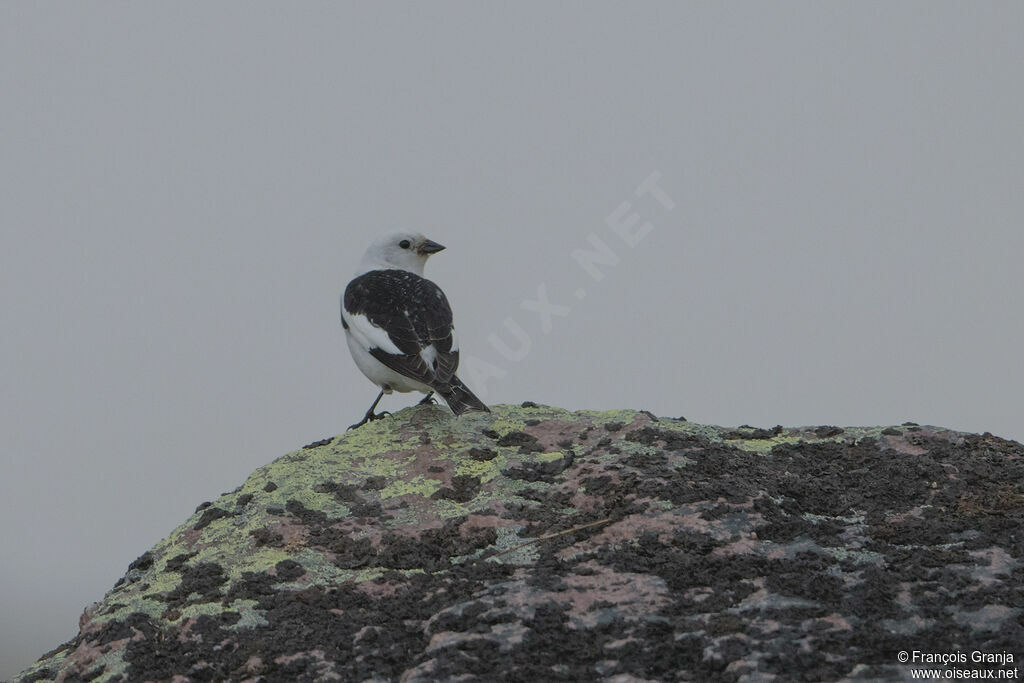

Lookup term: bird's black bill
[417,239,446,255]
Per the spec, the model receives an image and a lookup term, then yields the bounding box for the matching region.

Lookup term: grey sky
[2,2,1022,677]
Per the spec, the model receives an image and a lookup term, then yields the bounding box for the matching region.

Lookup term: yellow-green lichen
[178,600,235,621]
[431,498,473,519]
[92,596,169,625]
[224,599,270,630]
[452,456,507,480]
[82,648,130,683]
[643,417,724,443]
[575,408,640,424]
[378,474,442,500]
[534,451,565,462]
[484,414,529,437]
[727,434,804,454]
[223,547,296,580]
[17,647,67,683]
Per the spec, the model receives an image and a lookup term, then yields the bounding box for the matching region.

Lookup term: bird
[341,232,490,429]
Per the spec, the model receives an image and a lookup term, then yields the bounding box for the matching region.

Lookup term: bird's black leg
[348,389,391,430]
[417,391,436,405]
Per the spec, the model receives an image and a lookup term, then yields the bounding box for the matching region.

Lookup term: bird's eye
[399,240,411,249]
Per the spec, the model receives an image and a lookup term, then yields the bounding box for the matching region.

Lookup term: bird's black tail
[437,375,490,415]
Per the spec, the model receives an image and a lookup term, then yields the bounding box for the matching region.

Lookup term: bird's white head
[357,231,446,276]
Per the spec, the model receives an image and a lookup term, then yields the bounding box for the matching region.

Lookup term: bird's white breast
[343,322,432,395]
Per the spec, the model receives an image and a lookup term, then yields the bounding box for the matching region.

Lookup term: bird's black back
[343,269,459,386]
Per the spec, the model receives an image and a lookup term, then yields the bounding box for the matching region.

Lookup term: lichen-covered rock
[16,405,1023,682]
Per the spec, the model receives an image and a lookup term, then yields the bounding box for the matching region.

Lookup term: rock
[16,405,1024,682]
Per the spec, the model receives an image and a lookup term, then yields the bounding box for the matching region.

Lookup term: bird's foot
[417,392,437,406]
[347,410,392,431]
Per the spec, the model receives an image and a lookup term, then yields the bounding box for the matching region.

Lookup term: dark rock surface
[16,405,1023,682]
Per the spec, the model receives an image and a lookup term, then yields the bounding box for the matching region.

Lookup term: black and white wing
[342,269,459,387]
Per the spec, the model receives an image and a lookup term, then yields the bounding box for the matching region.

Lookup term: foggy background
[2,2,1022,677]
